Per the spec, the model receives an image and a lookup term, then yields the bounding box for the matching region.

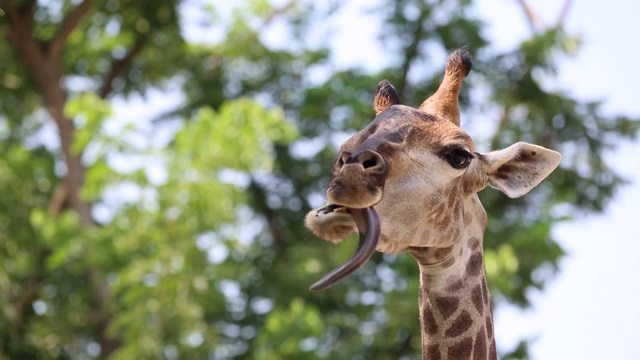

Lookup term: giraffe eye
[445,148,473,169]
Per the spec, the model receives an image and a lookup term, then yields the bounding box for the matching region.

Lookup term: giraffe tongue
[309,206,380,291]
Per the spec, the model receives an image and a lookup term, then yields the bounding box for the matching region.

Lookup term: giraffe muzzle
[309,206,381,291]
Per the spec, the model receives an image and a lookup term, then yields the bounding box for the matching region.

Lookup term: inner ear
[373,80,400,115]
[483,142,562,198]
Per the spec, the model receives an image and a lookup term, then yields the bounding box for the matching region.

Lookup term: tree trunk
[1,1,119,356]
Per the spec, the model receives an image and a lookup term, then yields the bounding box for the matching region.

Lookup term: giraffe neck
[410,194,497,360]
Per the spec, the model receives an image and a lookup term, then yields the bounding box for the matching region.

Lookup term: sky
[311,0,640,358]
[116,1,640,358]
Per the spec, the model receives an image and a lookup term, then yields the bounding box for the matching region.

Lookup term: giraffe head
[306,48,561,290]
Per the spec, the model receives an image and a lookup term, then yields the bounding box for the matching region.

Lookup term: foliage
[0,0,638,359]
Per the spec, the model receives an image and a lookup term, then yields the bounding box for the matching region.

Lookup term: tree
[0,0,637,358]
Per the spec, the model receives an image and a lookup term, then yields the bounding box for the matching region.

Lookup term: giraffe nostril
[337,150,386,173]
[362,158,377,169]
[336,152,351,172]
[357,151,385,173]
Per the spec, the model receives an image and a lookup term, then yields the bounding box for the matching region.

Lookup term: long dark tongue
[309,207,380,291]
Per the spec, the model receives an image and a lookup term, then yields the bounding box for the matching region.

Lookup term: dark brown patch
[471,284,484,314]
[445,310,473,338]
[447,337,473,359]
[423,305,439,336]
[488,341,497,360]
[466,252,483,276]
[473,325,487,360]
[448,47,473,77]
[425,344,442,360]
[373,80,400,115]
[518,148,538,162]
[435,296,460,320]
[468,237,481,250]
[495,164,515,180]
[445,279,464,292]
[433,245,455,263]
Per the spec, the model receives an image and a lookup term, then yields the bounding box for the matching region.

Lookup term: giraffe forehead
[343,105,475,152]
[404,122,475,152]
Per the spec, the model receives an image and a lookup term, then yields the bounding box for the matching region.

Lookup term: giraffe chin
[309,206,381,291]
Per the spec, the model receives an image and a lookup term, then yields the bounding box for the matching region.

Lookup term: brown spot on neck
[466,252,484,276]
[422,304,439,336]
[447,337,473,359]
[425,344,442,360]
[473,325,488,360]
[468,237,481,250]
[471,284,484,314]
[445,310,474,338]
[435,296,460,320]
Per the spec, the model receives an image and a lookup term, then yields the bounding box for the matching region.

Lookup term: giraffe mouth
[309,205,381,291]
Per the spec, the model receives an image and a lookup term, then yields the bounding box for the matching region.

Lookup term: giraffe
[304,48,561,359]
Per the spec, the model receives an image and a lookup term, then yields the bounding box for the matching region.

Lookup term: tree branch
[0,0,35,22]
[256,0,297,33]
[0,1,17,19]
[48,183,68,215]
[554,0,574,29]
[397,8,428,97]
[1,1,52,97]
[0,1,22,29]
[9,250,49,338]
[248,179,287,249]
[1,1,120,356]
[514,0,545,34]
[490,106,510,149]
[49,0,93,60]
[99,39,146,99]
[18,0,36,19]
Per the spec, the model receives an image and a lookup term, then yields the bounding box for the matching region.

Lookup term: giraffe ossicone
[305,48,561,359]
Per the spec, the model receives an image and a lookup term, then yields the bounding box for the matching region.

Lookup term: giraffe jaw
[316,203,348,216]
[305,202,356,242]
[308,206,381,291]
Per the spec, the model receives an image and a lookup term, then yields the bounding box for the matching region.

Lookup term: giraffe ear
[373,80,400,115]
[482,142,562,198]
